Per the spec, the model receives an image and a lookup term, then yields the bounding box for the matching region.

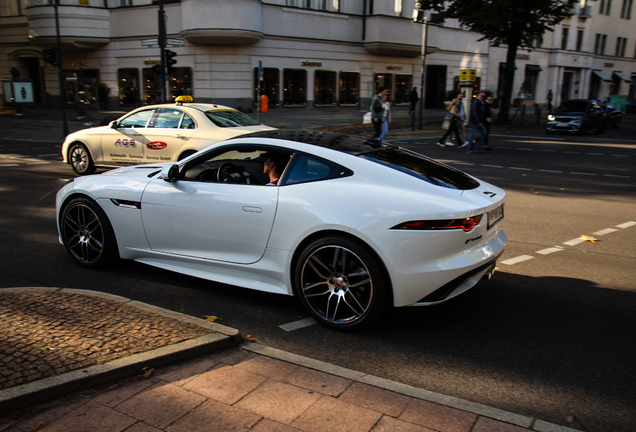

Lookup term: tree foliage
[420,0,574,123]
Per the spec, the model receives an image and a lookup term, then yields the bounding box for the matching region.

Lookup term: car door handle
[173,134,187,138]
[242,206,262,213]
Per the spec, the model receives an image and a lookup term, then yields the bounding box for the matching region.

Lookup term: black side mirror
[109,120,119,129]
[161,164,180,182]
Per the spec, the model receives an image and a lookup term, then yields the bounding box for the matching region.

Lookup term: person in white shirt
[380,93,391,139]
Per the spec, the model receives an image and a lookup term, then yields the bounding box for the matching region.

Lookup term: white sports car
[61,96,275,175]
[56,130,507,329]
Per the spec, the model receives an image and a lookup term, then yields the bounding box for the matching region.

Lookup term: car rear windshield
[555,101,588,113]
[204,110,261,127]
[358,148,480,190]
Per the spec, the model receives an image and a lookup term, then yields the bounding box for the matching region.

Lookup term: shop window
[283,69,307,107]
[374,73,393,96]
[394,74,412,105]
[339,71,359,106]
[520,65,541,100]
[254,67,280,107]
[64,68,99,107]
[118,68,139,106]
[143,67,192,105]
[315,70,337,106]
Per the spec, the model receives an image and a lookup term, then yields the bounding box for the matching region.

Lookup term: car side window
[283,154,347,185]
[180,114,196,129]
[118,109,156,128]
[152,109,184,129]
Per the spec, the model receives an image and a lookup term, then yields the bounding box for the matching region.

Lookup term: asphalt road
[0,122,635,432]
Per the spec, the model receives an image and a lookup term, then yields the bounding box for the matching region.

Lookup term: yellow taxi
[62,96,276,174]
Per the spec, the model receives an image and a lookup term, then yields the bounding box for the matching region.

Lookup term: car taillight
[392,215,483,232]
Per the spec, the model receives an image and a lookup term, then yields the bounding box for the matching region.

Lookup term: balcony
[579,5,592,19]
[25,3,110,50]
[180,0,263,45]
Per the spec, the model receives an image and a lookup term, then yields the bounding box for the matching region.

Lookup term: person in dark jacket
[370,87,387,139]
[409,87,419,116]
[483,95,493,151]
[467,91,487,153]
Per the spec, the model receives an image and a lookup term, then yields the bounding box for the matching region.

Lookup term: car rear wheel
[178,150,196,161]
[60,197,118,268]
[596,122,605,134]
[68,143,95,175]
[293,236,389,330]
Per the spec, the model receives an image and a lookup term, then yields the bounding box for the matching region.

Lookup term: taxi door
[101,108,156,166]
[140,108,197,163]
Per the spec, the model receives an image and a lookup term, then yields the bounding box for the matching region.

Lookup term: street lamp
[412,9,428,130]
[53,0,69,136]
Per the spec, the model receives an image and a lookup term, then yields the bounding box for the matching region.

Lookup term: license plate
[487,204,504,229]
[556,122,569,127]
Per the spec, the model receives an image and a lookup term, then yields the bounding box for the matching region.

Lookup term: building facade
[0,0,634,112]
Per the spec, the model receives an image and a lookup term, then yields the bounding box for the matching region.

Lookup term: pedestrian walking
[370,87,387,140]
[409,87,419,116]
[437,98,465,147]
[547,89,553,113]
[467,91,487,153]
[380,93,391,139]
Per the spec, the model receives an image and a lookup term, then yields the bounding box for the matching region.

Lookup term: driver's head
[262,151,289,178]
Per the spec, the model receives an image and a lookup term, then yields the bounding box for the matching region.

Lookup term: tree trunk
[495,40,519,125]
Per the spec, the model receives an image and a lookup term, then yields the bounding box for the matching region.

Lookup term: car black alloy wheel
[294,236,389,330]
[69,143,95,175]
[61,197,117,268]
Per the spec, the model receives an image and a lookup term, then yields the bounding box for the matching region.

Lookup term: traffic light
[43,48,58,67]
[165,49,177,74]
[151,64,162,74]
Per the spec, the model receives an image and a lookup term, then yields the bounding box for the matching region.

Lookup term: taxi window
[119,109,155,128]
[180,114,196,129]
[153,109,184,129]
[204,110,260,127]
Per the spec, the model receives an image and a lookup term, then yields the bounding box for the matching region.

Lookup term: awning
[613,71,633,83]
[499,63,518,70]
[525,65,543,71]
[592,70,613,82]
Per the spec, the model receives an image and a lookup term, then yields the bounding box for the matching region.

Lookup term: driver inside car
[262,151,290,186]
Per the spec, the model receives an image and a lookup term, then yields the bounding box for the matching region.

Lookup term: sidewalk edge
[241,342,583,432]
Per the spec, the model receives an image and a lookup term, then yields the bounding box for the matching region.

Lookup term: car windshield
[204,110,260,127]
[358,148,480,190]
[555,101,589,113]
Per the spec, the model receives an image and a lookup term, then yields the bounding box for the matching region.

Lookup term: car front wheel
[293,236,390,330]
[68,143,95,175]
[60,197,118,268]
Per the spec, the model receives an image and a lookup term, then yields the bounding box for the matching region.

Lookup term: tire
[545,128,554,134]
[293,236,390,330]
[68,143,96,175]
[178,150,196,161]
[60,197,118,268]
[596,122,605,134]
[613,118,621,129]
[578,122,589,135]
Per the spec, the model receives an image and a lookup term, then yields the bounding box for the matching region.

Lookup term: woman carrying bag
[437,98,465,147]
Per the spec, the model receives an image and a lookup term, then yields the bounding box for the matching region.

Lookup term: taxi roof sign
[175,95,194,105]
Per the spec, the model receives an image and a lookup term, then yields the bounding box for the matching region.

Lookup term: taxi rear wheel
[69,143,95,175]
[178,150,196,161]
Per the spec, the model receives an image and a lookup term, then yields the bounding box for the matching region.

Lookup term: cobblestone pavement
[0,290,212,390]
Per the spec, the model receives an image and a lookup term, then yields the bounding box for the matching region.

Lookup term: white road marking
[587,153,605,156]
[510,167,532,170]
[501,255,534,265]
[517,148,534,151]
[593,228,618,236]
[0,164,19,167]
[571,172,596,176]
[611,154,630,157]
[539,169,563,173]
[604,174,631,178]
[482,165,503,168]
[616,221,636,228]
[490,134,566,140]
[279,318,317,332]
[563,151,581,154]
[536,247,564,255]
[453,162,474,166]
[563,238,584,246]
[539,149,557,152]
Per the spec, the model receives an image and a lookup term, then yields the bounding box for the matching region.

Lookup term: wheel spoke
[342,291,365,316]
[303,280,328,292]
[308,255,331,279]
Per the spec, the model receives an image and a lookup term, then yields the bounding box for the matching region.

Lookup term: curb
[0,287,242,415]
[242,343,584,432]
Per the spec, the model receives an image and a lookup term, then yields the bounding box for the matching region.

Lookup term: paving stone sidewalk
[0,289,582,432]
